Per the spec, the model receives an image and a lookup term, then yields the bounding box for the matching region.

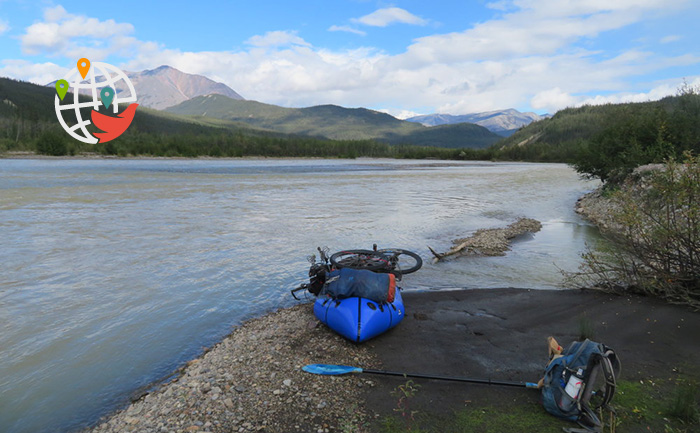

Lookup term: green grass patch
[577,314,597,341]
[379,405,568,433]
[377,379,699,433]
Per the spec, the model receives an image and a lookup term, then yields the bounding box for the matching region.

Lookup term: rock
[283,379,292,387]
[124,416,140,425]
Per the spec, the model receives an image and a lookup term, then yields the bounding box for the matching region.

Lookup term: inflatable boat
[313,289,405,343]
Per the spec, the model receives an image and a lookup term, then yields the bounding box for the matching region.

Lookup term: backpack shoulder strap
[580,347,620,410]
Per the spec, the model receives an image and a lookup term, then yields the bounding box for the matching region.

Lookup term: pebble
[82,304,376,433]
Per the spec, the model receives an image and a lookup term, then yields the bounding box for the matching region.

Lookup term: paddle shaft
[361,368,537,388]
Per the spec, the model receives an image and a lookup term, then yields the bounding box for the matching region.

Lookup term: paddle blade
[302,364,363,375]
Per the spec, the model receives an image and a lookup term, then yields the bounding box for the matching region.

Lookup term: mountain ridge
[407,109,548,136]
[165,94,503,148]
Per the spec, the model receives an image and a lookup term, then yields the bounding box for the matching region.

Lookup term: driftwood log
[429,218,542,261]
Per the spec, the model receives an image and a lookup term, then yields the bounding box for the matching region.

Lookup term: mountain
[407,109,547,136]
[47,65,244,110]
[165,94,502,148]
[125,65,244,110]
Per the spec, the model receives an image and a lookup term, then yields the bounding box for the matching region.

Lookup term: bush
[569,155,700,308]
[35,130,69,156]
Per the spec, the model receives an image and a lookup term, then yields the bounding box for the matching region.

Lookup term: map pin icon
[100,87,115,109]
[77,58,90,79]
[55,79,69,100]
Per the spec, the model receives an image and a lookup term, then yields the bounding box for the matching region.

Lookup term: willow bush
[570,154,700,309]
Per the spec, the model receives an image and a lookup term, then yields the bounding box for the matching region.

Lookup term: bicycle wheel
[377,248,423,274]
[330,250,389,271]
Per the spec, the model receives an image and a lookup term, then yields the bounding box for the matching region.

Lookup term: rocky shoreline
[574,187,618,232]
[85,304,378,433]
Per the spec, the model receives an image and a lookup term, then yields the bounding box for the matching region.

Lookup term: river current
[0,158,599,433]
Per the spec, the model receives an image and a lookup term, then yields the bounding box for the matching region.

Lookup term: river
[0,158,598,433]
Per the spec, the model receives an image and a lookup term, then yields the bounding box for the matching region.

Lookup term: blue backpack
[541,339,620,432]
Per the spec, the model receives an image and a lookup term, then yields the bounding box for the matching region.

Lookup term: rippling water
[0,158,598,433]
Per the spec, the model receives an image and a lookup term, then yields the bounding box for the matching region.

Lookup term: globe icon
[54,61,138,144]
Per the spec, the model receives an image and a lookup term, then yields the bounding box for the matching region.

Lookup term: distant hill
[407,109,547,136]
[492,94,700,165]
[165,94,502,148]
[46,65,244,110]
[125,66,244,110]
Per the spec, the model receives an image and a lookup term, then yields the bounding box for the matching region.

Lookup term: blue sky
[1,0,699,117]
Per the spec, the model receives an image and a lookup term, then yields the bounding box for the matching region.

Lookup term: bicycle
[291,245,422,299]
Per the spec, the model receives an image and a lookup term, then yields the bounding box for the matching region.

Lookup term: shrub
[35,130,69,156]
[570,154,700,308]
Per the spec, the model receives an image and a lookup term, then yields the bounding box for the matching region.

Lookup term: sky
[1,0,699,117]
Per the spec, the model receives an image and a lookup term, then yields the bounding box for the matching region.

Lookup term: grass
[668,382,699,423]
[578,313,597,341]
[378,379,700,433]
[380,405,569,433]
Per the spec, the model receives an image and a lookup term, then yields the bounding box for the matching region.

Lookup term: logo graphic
[54,58,138,144]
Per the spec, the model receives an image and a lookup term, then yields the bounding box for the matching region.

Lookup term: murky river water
[0,158,599,432]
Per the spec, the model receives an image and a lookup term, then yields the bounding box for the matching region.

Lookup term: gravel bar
[85,303,378,433]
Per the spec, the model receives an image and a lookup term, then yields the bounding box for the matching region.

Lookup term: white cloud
[531,87,578,111]
[660,34,681,44]
[352,7,428,27]
[486,1,513,12]
[328,25,366,36]
[44,5,70,22]
[0,18,9,35]
[246,30,310,48]
[0,59,68,85]
[20,6,135,58]
[577,76,700,106]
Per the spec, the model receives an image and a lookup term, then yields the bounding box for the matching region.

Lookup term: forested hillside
[495,86,700,181]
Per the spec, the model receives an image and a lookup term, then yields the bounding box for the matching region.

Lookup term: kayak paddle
[302,363,539,389]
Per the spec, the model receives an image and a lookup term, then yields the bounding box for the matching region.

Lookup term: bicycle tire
[330,250,389,271]
[376,248,423,274]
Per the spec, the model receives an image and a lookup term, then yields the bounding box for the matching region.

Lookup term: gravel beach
[85,304,378,433]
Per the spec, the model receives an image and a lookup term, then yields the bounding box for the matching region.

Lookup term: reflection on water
[0,158,599,433]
